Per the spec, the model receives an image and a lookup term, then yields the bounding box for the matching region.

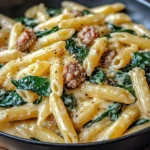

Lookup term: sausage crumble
[77,26,99,45]
[16,28,37,52]
[63,62,86,89]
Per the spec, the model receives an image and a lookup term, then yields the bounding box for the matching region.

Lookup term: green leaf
[66,37,89,63]
[61,90,77,110]
[0,64,4,69]
[88,68,105,84]
[33,96,42,105]
[105,23,137,38]
[140,34,150,39]
[82,9,91,16]
[35,26,60,38]
[47,8,62,17]
[122,51,150,72]
[114,72,136,97]
[15,17,38,28]
[130,118,149,128]
[84,103,123,128]
[146,73,150,86]
[11,76,51,96]
[0,89,26,108]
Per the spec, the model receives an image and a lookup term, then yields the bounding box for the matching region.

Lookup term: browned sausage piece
[100,50,117,68]
[77,26,99,45]
[63,62,86,89]
[72,10,82,17]
[16,28,36,52]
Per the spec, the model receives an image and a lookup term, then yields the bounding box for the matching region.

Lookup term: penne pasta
[59,14,105,30]
[111,32,150,49]
[30,29,75,50]
[83,37,107,76]
[129,67,150,117]
[49,94,78,143]
[80,82,135,104]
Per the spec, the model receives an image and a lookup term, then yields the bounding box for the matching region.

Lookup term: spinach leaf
[84,103,123,127]
[114,72,136,97]
[35,26,60,38]
[146,73,150,86]
[15,17,38,28]
[140,34,150,39]
[82,9,91,16]
[66,37,89,63]
[122,52,150,72]
[105,23,137,38]
[87,68,105,84]
[33,96,42,105]
[11,76,51,96]
[47,8,62,17]
[0,64,4,69]
[130,118,149,128]
[0,89,26,108]
[61,90,77,110]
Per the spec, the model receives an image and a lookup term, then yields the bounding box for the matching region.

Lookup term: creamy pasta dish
[0,1,150,144]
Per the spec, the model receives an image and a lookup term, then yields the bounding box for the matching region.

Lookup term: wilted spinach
[140,34,150,39]
[0,64,4,69]
[61,90,77,110]
[47,8,62,17]
[84,103,123,127]
[15,17,38,28]
[114,72,136,97]
[35,26,60,38]
[33,96,42,105]
[122,51,150,72]
[11,76,51,96]
[130,118,149,128]
[104,23,137,38]
[0,89,26,108]
[87,68,105,84]
[66,37,89,63]
[82,9,91,16]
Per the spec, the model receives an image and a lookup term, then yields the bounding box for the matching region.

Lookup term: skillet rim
[0,0,150,147]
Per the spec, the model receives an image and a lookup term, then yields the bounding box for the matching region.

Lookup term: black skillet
[0,0,150,150]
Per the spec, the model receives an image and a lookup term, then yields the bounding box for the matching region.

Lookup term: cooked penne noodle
[79,118,112,143]
[16,61,50,79]
[98,103,140,140]
[111,32,150,49]
[0,49,25,63]
[16,89,39,103]
[130,67,150,117]
[50,58,63,96]
[34,13,75,31]
[0,14,16,29]
[111,45,138,70]
[72,100,101,130]
[0,28,10,46]
[8,23,24,50]
[30,29,75,50]
[49,94,78,143]
[91,3,125,15]
[80,82,135,104]
[61,1,88,11]
[124,122,150,136]
[25,3,49,22]
[121,22,150,37]
[105,13,131,25]
[37,97,51,126]
[0,104,38,122]
[59,14,105,30]
[83,37,107,76]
